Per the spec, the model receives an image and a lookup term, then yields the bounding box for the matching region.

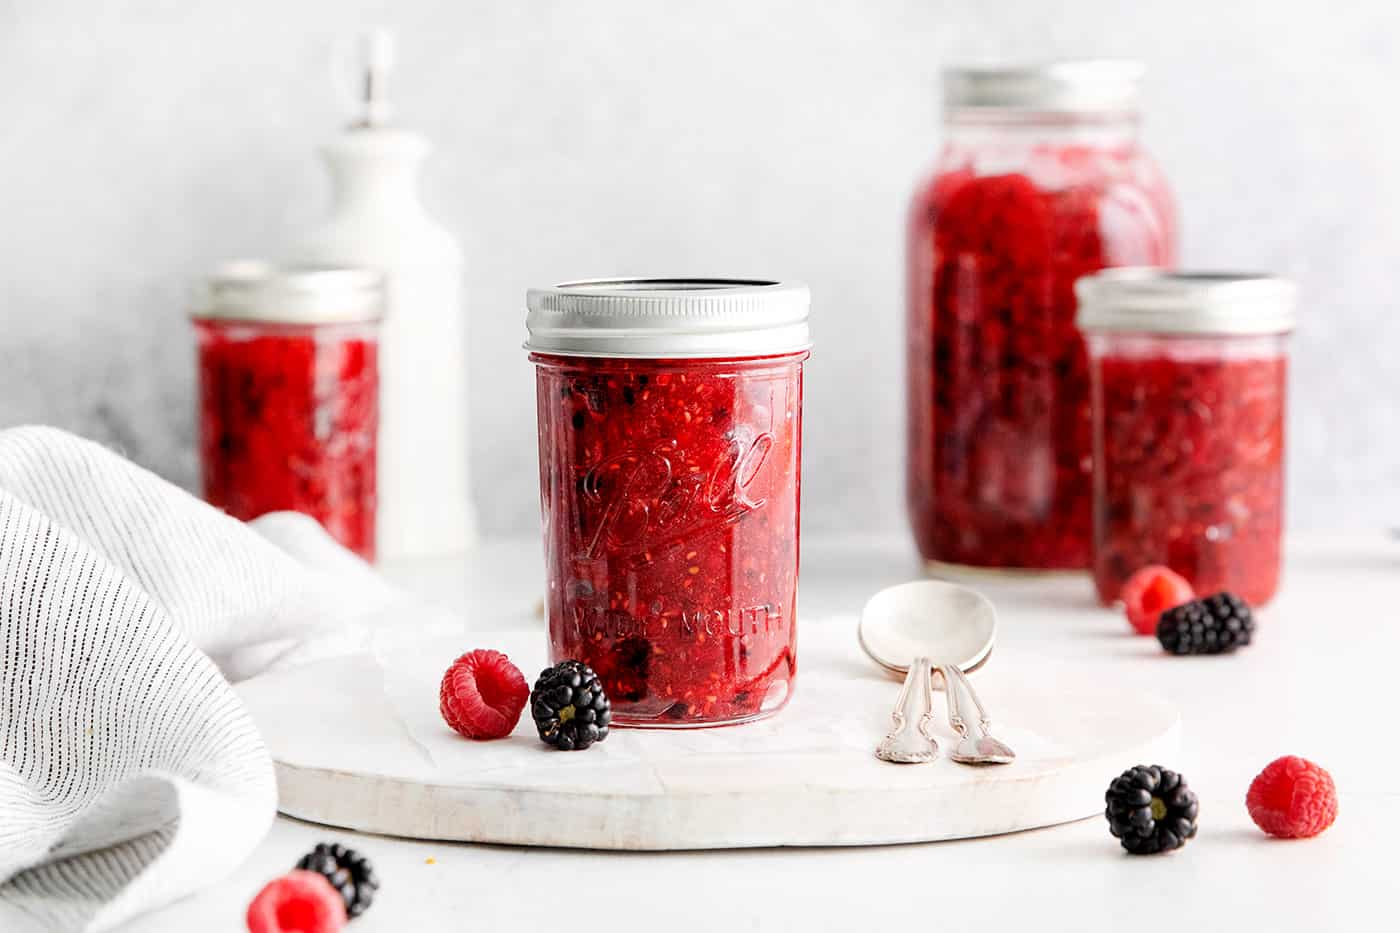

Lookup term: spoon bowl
[858,580,998,679]
[955,733,1017,765]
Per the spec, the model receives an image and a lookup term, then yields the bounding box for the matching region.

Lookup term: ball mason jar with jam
[1076,270,1296,606]
[192,262,383,561]
[525,279,809,728]
[906,61,1177,572]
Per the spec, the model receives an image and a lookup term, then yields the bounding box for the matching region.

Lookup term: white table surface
[135,533,1398,932]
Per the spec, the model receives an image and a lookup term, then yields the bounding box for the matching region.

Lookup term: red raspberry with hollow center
[1247,755,1338,839]
[1120,565,1194,636]
[440,649,529,740]
[246,870,346,933]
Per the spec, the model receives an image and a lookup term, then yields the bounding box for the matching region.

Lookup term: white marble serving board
[235,623,1179,850]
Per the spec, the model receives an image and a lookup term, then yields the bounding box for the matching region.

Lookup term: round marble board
[235,624,1179,850]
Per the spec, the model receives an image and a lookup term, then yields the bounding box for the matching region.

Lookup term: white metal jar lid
[1075,269,1298,336]
[192,261,385,325]
[943,60,1144,113]
[524,278,811,359]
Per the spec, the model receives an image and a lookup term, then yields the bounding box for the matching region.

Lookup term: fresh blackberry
[295,842,379,918]
[1156,591,1254,655]
[1105,765,1199,855]
[531,660,612,750]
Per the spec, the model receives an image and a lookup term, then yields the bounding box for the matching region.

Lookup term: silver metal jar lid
[524,278,811,359]
[943,60,1144,113]
[1075,269,1298,336]
[192,261,385,325]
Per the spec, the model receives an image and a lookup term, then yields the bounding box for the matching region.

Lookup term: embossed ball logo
[579,433,774,561]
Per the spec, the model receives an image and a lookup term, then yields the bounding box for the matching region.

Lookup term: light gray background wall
[1,1,1395,539]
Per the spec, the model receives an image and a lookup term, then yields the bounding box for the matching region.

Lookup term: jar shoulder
[907,140,1176,259]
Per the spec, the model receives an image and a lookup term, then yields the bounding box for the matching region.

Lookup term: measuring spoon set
[859,581,1016,767]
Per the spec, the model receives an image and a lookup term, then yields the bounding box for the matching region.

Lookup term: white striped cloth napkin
[0,426,405,932]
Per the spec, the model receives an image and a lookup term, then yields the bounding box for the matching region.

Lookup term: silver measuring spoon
[938,660,1015,765]
[858,580,1013,766]
[858,580,997,678]
[874,654,938,764]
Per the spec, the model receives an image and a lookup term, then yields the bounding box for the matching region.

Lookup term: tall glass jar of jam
[526,279,810,728]
[1077,270,1296,606]
[906,61,1177,572]
[192,262,383,561]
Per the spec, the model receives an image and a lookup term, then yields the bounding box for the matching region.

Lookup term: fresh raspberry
[439,649,529,740]
[1120,565,1194,635]
[246,870,346,933]
[1247,755,1338,839]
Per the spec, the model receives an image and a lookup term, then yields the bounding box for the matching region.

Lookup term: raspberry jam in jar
[906,62,1176,572]
[1077,270,1297,606]
[192,263,383,560]
[526,279,809,728]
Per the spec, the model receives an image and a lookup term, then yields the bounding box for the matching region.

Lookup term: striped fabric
[0,427,399,931]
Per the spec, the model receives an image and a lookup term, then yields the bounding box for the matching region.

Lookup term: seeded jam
[196,319,378,560]
[1090,340,1287,606]
[906,134,1175,569]
[533,354,804,726]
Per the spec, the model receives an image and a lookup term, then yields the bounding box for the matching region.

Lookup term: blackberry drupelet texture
[1156,592,1254,655]
[1105,764,1200,855]
[295,842,380,918]
[531,660,613,750]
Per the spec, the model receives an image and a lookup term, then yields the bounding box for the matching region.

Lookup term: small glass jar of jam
[192,262,383,560]
[1077,270,1297,606]
[906,61,1177,572]
[526,279,810,728]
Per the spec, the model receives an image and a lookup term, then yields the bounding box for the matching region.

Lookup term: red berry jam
[906,136,1175,570]
[533,353,804,727]
[195,318,379,560]
[1089,337,1287,605]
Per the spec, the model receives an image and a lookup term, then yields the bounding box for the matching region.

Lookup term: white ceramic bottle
[293,30,476,559]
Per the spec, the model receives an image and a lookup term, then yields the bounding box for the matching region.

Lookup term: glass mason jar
[526,279,810,728]
[192,262,383,561]
[906,61,1177,572]
[1077,270,1296,606]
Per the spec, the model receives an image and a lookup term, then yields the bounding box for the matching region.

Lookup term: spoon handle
[941,663,967,736]
[944,664,993,734]
[875,655,938,764]
[941,662,1016,766]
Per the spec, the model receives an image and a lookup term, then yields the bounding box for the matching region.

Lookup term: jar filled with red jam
[192,263,383,561]
[906,61,1177,572]
[1077,270,1297,606]
[526,279,810,728]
